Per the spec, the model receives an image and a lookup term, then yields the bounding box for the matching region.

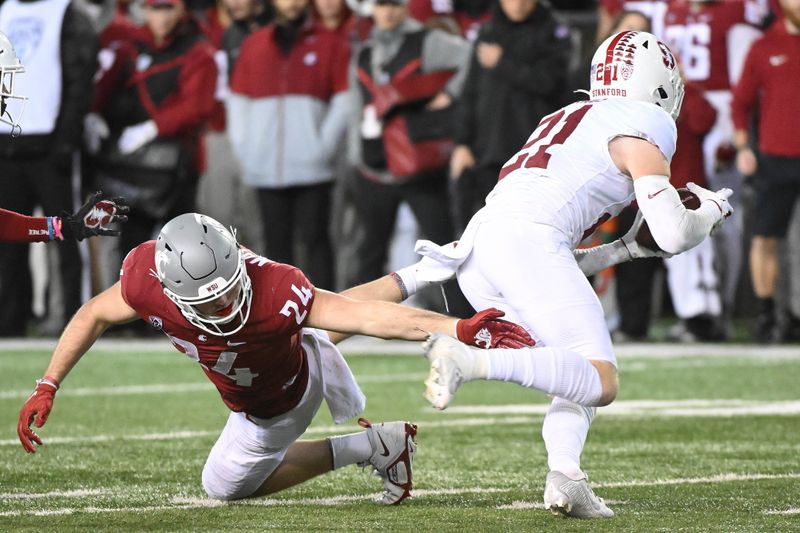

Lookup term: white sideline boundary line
[2,473,798,517]
[1,337,800,359]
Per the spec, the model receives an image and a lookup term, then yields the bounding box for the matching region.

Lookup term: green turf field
[1,344,799,531]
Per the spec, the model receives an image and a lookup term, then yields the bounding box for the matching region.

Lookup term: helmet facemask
[162,251,253,336]
[0,54,26,136]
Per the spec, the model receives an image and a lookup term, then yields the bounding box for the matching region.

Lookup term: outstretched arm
[18,282,139,453]
[308,289,456,342]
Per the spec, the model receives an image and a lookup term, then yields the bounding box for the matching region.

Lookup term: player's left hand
[61,191,130,241]
[456,308,535,349]
[17,377,59,454]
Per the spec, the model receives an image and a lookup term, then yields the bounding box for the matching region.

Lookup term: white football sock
[328,431,373,470]
[485,346,603,406]
[542,398,595,480]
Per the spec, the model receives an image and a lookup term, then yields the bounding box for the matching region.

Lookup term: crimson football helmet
[589,30,685,121]
[155,213,253,336]
[0,31,27,136]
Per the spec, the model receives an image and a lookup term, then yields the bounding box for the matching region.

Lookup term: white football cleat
[423,334,487,410]
[543,471,614,519]
[357,418,418,505]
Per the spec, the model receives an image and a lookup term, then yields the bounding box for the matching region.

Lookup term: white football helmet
[155,213,253,337]
[0,31,27,135]
[589,30,684,121]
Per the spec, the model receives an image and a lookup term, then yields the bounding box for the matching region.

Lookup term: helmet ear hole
[657,87,668,99]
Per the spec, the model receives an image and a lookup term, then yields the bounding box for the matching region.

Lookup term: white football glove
[83,113,109,155]
[620,210,673,259]
[118,120,158,155]
[686,182,733,233]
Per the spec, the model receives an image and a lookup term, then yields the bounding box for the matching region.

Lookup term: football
[635,187,701,252]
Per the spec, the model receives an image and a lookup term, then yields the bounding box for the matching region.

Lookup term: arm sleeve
[420,29,471,98]
[151,44,218,136]
[0,209,52,243]
[53,5,99,154]
[633,175,720,254]
[492,21,571,95]
[731,42,761,131]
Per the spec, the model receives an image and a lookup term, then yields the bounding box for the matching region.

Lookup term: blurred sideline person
[17,213,532,504]
[87,0,217,260]
[0,2,98,336]
[345,0,471,312]
[449,0,571,233]
[732,0,800,342]
[227,0,350,290]
[664,0,769,333]
[417,31,732,518]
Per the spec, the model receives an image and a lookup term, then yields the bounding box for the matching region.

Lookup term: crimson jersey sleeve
[0,209,51,243]
[119,241,158,310]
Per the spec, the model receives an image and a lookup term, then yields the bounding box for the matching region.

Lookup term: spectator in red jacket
[227,0,350,289]
[732,0,800,342]
[88,0,217,261]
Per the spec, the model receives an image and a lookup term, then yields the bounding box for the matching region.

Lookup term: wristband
[46,217,56,241]
[37,375,60,390]
[391,266,420,300]
[53,218,65,241]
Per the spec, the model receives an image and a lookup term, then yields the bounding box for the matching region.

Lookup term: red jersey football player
[0,191,129,243]
[16,213,533,505]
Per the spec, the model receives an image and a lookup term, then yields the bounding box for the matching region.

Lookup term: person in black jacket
[449,0,571,232]
[0,0,98,336]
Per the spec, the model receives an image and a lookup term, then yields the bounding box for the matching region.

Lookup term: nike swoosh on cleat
[377,434,391,457]
[648,187,668,199]
[227,340,246,346]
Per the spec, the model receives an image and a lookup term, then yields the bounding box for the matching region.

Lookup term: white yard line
[496,499,628,510]
[2,397,798,448]
[2,474,798,517]
[446,399,800,417]
[0,373,429,401]
[595,472,800,489]
[0,417,536,447]
[763,507,800,516]
[2,337,800,359]
[0,489,109,500]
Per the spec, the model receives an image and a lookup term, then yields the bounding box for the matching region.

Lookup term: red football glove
[456,308,535,349]
[18,376,60,454]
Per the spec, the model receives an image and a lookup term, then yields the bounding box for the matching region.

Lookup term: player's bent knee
[590,360,619,407]
[202,465,252,501]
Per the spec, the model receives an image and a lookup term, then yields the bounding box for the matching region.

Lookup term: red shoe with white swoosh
[357,417,418,505]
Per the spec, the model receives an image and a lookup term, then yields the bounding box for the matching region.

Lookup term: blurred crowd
[0,0,798,343]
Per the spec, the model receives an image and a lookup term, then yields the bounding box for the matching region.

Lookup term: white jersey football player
[406,30,733,518]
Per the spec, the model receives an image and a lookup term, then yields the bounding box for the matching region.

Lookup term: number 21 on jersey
[499,103,593,180]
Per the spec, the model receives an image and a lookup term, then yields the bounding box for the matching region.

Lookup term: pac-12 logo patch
[148,316,163,330]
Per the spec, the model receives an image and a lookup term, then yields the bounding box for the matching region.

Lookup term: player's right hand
[18,377,60,454]
[456,308,535,349]
[686,182,733,229]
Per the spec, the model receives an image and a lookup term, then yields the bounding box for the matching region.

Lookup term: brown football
[635,187,701,252]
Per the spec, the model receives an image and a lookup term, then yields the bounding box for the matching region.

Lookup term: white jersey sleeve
[608,98,677,163]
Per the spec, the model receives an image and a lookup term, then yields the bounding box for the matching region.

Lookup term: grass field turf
[1,343,799,532]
